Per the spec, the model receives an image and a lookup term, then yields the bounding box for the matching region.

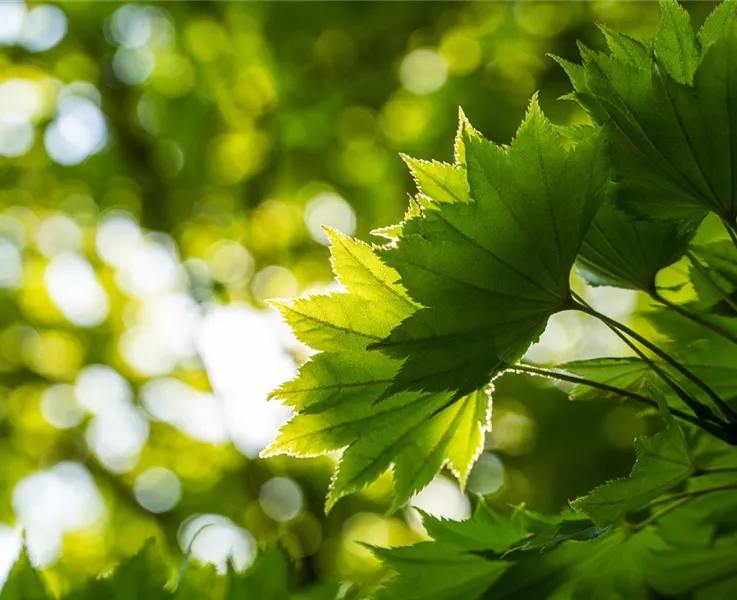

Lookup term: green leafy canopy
[265,1,737,599]
[269,0,737,509]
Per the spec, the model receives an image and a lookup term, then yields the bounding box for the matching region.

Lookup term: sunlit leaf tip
[453,106,481,166]
[399,154,470,206]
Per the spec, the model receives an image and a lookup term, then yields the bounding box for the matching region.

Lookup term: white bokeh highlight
[85,405,149,473]
[96,211,144,267]
[407,475,470,533]
[141,378,228,444]
[400,49,448,95]
[40,384,84,429]
[12,463,105,567]
[45,254,109,327]
[19,5,67,52]
[133,467,182,513]
[45,96,107,166]
[74,364,133,416]
[304,193,356,246]
[178,514,256,574]
[0,239,22,288]
[259,477,304,522]
[198,305,296,457]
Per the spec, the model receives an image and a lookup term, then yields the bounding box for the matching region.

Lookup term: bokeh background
[0,0,722,595]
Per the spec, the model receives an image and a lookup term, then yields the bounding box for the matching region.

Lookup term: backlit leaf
[568,3,737,224]
[577,200,695,293]
[266,231,491,509]
[374,97,610,398]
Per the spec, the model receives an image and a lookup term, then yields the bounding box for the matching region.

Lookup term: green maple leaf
[268,231,492,509]
[491,528,666,600]
[373,96,610,398]
[0,549,51,600]
[271,228,417,353]
[573,415,695,526]
[372,543,510,600]
[565,0,737,225]
[655,0,700,85]
[402,155,470,206]
[698,0,737,49]
[420,503,529,554]
[556,528,667,600]
[373,505,527,600]
[577,200,696,293]
[290,582,340,600]
[372,139,472,242]
[637,303,737,411]
[376,504,661,600]
[266,352,491,509]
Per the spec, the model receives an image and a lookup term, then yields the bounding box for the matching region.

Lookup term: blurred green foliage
[0,0,723,595]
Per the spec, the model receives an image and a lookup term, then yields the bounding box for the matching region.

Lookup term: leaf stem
[631,479,737,530]
[572,293,737,426]
[573,295,719,423]
[630,497,692,531]
[722,218,737,254]
[647,480,737,510]
[511,364,732,441]
[687,251,737,315]
[608,321,716,423]
[651,290,737,346]
[693,466,737,476]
